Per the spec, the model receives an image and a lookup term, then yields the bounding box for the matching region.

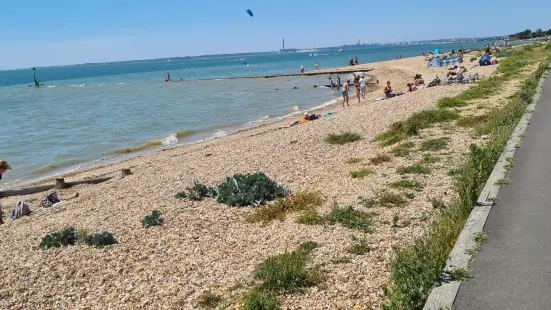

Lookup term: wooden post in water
[55,178,69,189]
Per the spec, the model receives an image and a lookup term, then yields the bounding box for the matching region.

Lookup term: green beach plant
[324,132,362,145]
[247,191,324,223]
[217,172,289,207]
[142,210,164,228]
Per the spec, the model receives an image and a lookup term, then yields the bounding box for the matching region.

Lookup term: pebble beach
[0,55,499,309]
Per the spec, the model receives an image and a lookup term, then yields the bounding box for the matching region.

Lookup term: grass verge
[325,132,362,145]
[350,168,375,179]
[383,47,550,309]
[420,138,450,152]
[247,191,324,223]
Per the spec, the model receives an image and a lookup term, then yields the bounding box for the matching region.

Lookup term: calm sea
[0,42,487,185]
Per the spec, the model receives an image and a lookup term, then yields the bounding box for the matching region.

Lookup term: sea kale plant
[216,172,289,207]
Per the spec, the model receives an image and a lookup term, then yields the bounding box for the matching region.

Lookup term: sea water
[0,42,487,184]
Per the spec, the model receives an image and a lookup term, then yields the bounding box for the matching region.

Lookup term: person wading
[0,161,12,224]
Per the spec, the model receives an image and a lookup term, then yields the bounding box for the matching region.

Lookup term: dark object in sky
[246,9,253,17]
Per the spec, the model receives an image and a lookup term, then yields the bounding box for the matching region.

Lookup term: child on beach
[0,160,12,225]
[341,80,350,107]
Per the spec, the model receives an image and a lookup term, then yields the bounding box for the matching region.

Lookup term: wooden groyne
[202,67,375,81]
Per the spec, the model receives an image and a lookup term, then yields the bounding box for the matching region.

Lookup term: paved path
[454,75,551,309]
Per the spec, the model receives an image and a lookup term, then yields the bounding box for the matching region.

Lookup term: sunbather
[447,66,467,78]
[407,83,417,92]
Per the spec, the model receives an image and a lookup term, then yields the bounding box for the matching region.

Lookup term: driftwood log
[0,168,131,198]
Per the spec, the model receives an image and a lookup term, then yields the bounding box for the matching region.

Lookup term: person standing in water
[315,62,319,70]
[355,57,359,65]
[329,77,335,89]
[300,65,305,73]
[33,67,40,88]
[0,160,12,225]
[341,79,350,107]
[337,76,341,88]
[359,75,367,99]
[165,72,172,82]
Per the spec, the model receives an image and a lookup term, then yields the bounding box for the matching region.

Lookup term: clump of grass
[358,196,378,208]
[256,242,321,293]
[392,142,415,157]
[447,168,463,176]
[378,191,408,208]
[431,198,447,209]
[346,236,371,255]
[402,219,412,227]
[142,210,164,228]
[332,257,352,264]
[392,214,400,227]
[390,180,423,192]
[397,164,431,175]
[349,168,375,179]
[39,227,77,250]
[376,109,459,146]
[217,172,289,207]
[437,97,468,108]
[457,114,490,128]
[405,193,415,199]
[327,204,374,232]
[296,210,327,225]
[324,132,362,145]
[495,178,509,185]
[198,292,223,309]
[448,267,471,281]
[83,232,118,248]
[242,289,280,310]
[247,191,324,223]
[466,231,488,256]
[419,155,441,165]
[369,154,392,165]
[346,157,363,164]
[420,137,450,151]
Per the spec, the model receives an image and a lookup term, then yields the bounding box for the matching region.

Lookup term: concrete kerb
[423,69,550,310]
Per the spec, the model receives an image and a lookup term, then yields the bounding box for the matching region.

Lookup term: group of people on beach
[349,57,359,66]
[339,74,369,107]
[165,72,184,82]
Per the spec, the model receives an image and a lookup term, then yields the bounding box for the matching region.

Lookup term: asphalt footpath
[454,75,551,309]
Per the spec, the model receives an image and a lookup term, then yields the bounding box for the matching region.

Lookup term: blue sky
[1,0,550,69]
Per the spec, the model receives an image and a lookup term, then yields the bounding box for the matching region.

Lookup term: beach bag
[10,200,32,220]
[40,191,61,208]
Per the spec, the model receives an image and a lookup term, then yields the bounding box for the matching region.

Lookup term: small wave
[68,84,86,87]
[162,133,178,145]
[116,83,125,85]
[285,106,299,114]
[247,115,270,125]
[175,130,194,138]
[213,78,224,81]
[114,140,163,154]
[213,130,227,138]
[46,86,56,88]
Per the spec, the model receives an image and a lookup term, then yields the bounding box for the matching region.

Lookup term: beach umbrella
[246,9,253,17]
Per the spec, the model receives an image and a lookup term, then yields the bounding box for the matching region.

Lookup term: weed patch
[242,289,280,310]
[198,292,223,309]
[397,164,431,175]
[420,138,450,151]
[350,168,375,179]
[378,191,408,208]
[325,132,362,145]
[83,232,118,248]
[327,205,374,232]
[142,210,164,228]
[369,154,392,165]
[296,210,327,225]
[346,236,371,255]
[457,114,490,128]
[247,191,324,223]
[392,142,415,157]
[419,155,441,165]
[431,198,447,209]
[39,227,77,250]
[346,157,363,164]
[437,97,468,108]
[376,110,459,146]
[448,268,471,281]
[390,180,423,191]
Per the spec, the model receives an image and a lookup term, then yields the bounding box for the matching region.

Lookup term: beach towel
[10,200,32,220]
[40,191,61,208]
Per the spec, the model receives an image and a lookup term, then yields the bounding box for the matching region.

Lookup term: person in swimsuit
[354,78,361,103]
[349,57,354,66]
[341,80,350,107]
[384,81,393,98]
[355,57,359,65]
[329,77,335,89]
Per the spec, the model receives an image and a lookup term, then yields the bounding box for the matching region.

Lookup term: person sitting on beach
[447,66,467,78]
[414,74,425,86]
[341,80,351,107]
[0,160,12,225]
[354,78,361,103]
[299,112,310,124]
[407,83,417,92]
[384,81,393,98]
[359,75,367,99]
